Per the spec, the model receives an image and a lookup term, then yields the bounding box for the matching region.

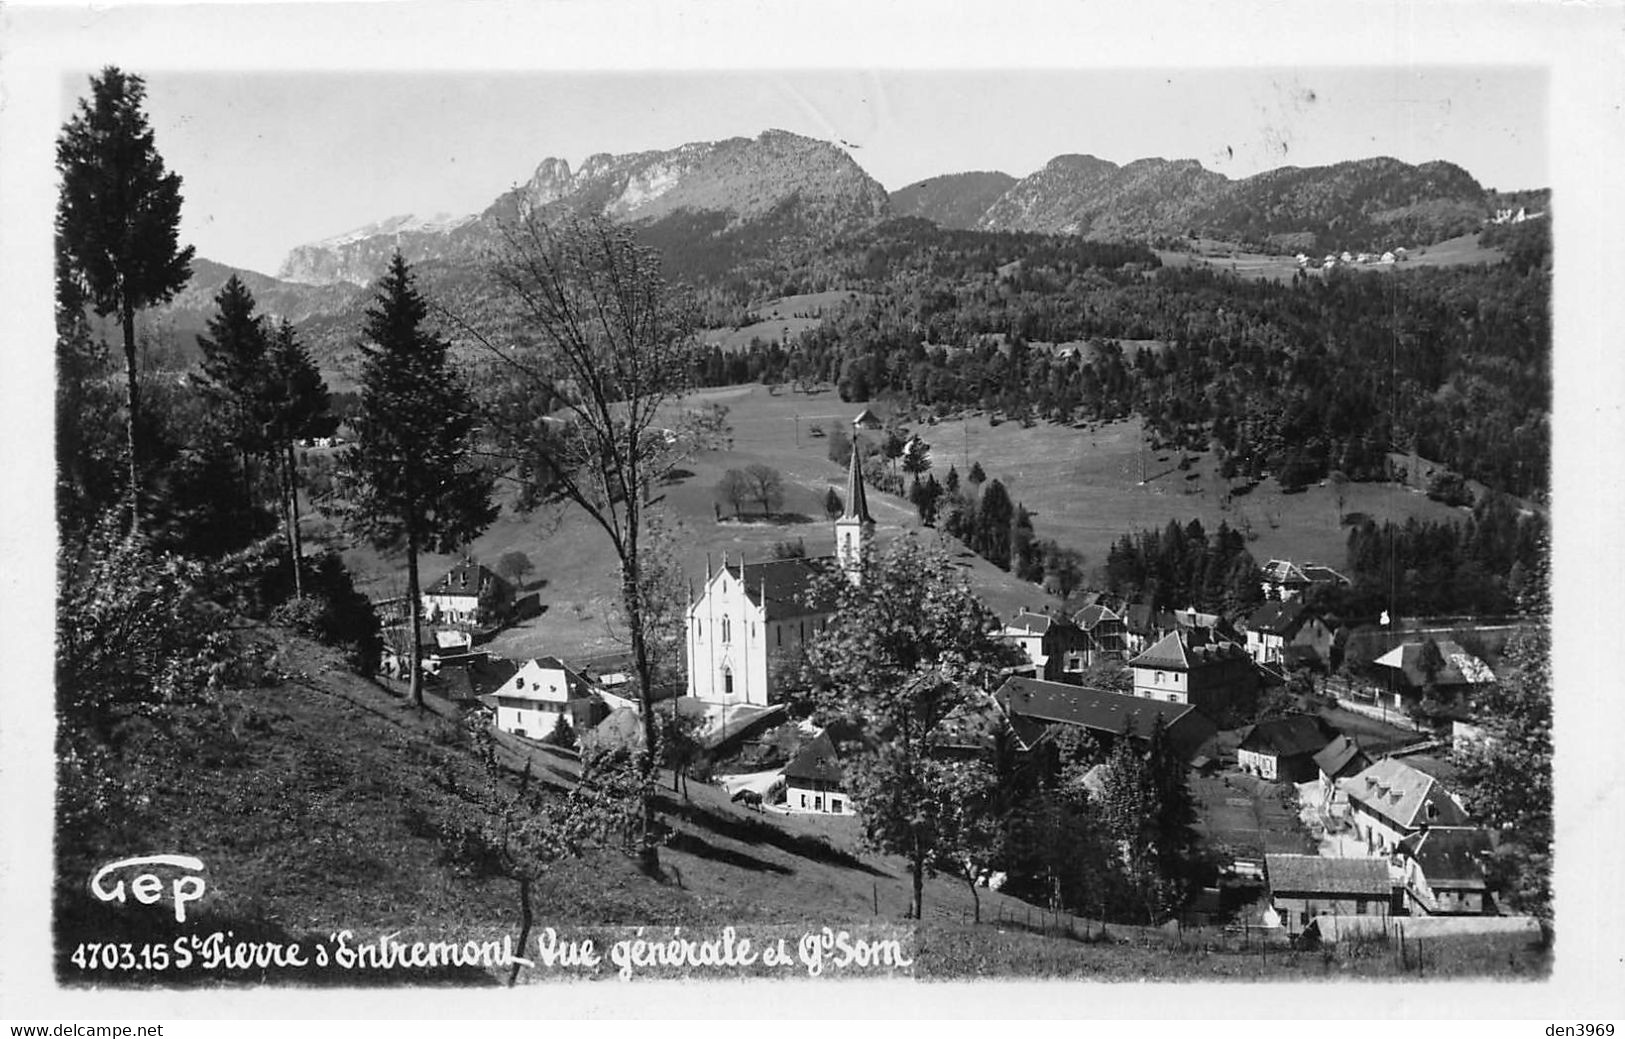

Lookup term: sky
[74,65,1551,276]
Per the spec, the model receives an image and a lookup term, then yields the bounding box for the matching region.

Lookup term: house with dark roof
[1127,630,1259,720]
[995,676,1219,764]
[1002,608,1088,681]
[784,732,852,814]
[422,559,515,629]
[1339,758,1472,854]
[1241,601,1335,668]
[1264,854,1398,934]
[433,655,520,707]
[1396,827,1495,915]
[1259,560,1350,603]
[1236,714,1336,783]
[686,439,872,706]
[852,408,883,430]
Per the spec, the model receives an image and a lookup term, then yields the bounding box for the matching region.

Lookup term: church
[685,439,874,706]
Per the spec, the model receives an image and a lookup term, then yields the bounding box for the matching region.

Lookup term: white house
[423,559,514,628]
[489,656,600,739]
[686,439,872,706]
[1339,758,1472,855]
[783,732,854,815]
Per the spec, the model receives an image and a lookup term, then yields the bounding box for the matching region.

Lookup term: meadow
[328,382,1466,664]
[1155,231,1507,283]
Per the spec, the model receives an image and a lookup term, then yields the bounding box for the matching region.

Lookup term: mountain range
[260,130,1504,290]
[153,129,1534,379]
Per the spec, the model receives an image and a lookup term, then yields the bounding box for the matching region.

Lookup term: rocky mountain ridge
[279,130,891,288]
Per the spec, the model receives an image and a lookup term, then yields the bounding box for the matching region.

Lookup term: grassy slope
[329,382,1469,664]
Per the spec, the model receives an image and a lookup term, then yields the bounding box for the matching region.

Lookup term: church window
[723,667,734,695]
[722,617,732,643]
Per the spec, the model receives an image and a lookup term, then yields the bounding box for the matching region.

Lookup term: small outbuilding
[1265,854,1397,935]
[1236,714,1335,783]
[783,732,853,815]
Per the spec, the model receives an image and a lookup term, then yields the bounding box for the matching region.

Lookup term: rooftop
[716,556,843,621]
[784,731,845,785]
[1398,827,1493,887]
[1245,601,1310,636]
[1265,854,1393,896]
[1238,714,1333,758]
[995,676,1216,760]
[425,559,513,600]
[1340,757,1472,830]
[1129,630,1250,672]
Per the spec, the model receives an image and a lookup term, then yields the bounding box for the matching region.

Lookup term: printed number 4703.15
[69,941,172,971]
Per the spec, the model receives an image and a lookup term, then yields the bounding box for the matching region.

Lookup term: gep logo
[90,854,207,922]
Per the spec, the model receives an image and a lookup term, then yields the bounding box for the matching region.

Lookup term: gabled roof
[1313,734,1370,778]
[1005,609,1074,636]
[1398,827,1493,888]
[436,656,520,702]
[1261,560,1349,588]
[1340,758,1472,830]
[1373,640,1496,688]
[723,556,843,621]
[852,408,883,429]
[1265,854,1393,897]
[425,559,513,600]
[1245,601,1309,637]
[784,732,845,785]
[1128,630,1250,672]
[498,656,598,701]
[995,677,1217,761]
[1238,714,1332,758]
[1072,603,1123,629]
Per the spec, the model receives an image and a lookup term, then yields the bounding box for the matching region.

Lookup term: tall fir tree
[977,478,1014,570]
[264,320,329,597]
[56,67,195,535]
[342,253,496,708]
[194,275,271,515]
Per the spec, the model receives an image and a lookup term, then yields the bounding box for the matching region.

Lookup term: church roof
[724,556,843,620]
[842,437,873,524]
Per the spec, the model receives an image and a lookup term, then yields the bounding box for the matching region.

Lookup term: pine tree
[56,67,195,535]
[823,487,844,521]
[264,320,329,598]
[341,253,496,708]
[194,275,271,515]
[977,478,1014,569]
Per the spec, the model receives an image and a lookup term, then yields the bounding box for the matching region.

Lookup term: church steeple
[836,436,874,584]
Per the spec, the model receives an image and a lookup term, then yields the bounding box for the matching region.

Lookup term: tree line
[681,234,1549,504]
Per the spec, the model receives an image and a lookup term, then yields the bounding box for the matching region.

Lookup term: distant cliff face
[276,214,476,287]
[278,131,891,287]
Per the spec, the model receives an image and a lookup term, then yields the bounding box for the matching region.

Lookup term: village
[371,407,1538,948]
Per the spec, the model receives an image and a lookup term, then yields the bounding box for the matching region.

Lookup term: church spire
[835,435,875,585]
[843,436,872,524]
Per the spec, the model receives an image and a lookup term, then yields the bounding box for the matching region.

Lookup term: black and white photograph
[2,0,1621,1026]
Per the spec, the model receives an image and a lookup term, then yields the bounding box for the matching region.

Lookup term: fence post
[873,882,878,916]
